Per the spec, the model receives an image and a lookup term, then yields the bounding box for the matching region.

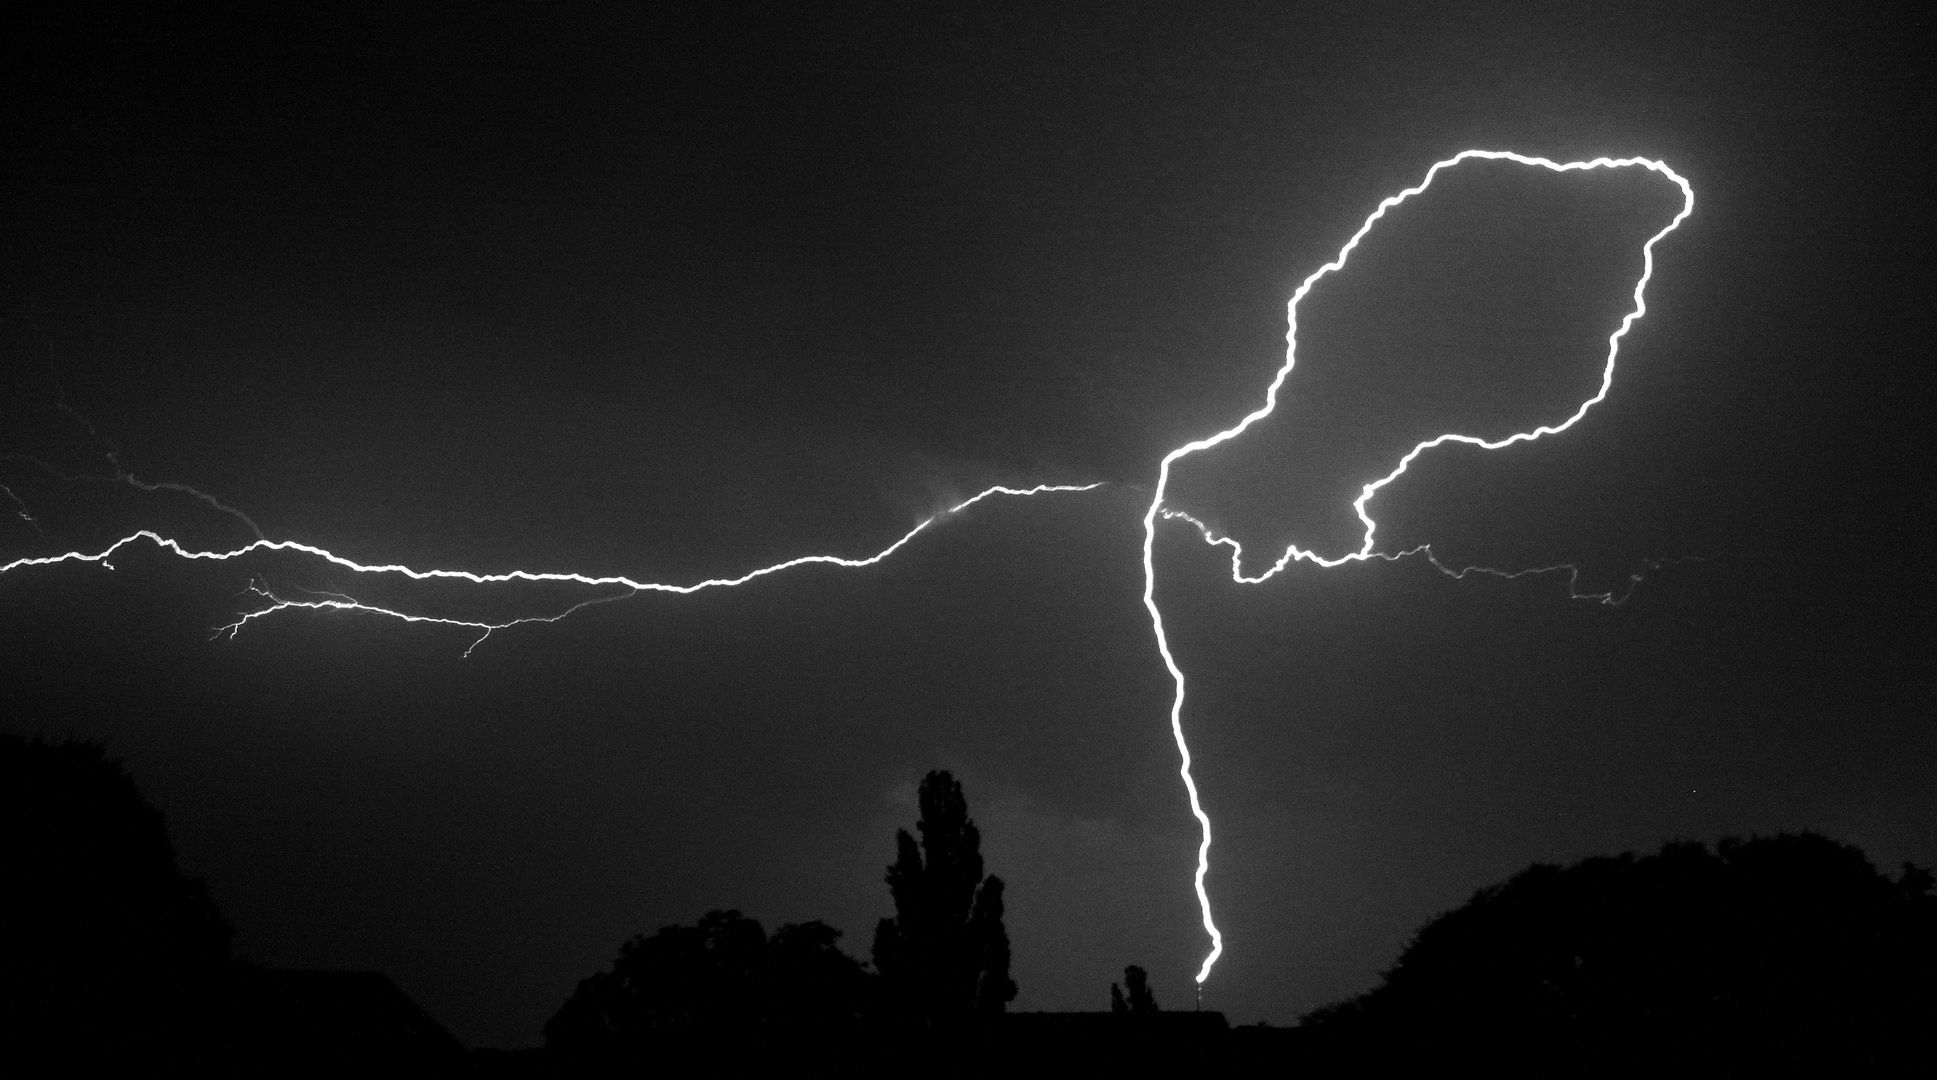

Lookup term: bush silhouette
[1111,964,1158,1015]
[0,734,232,1059]
[545,909,872,1060]
[1301,833,1936,1072]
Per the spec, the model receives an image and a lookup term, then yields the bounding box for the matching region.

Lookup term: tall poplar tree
[872,771,1017,1026]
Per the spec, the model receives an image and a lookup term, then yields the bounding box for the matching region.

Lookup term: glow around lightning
[1145,151,1694,983]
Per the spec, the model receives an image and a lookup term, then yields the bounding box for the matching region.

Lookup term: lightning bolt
[2,483,1104,654]
[1144,150,1695,983]
[3,149,1694,996]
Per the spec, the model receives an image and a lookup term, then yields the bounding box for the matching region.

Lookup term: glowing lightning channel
[2,483,1104,653]
[1144,150,1695,984]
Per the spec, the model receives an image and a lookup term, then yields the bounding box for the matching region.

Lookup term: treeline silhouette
[544,910,872,1051]
[9,728,1936,1072]
[2,733,233,1059]
[1296,833,1937,1073]
[0,732,461,1065]
[544,770,1022,1068]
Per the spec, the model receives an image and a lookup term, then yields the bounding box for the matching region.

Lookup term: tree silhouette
[1,734,232,1059]
[1111,964,1158,1015]
[872,770,1017,1026]
[545,908,872,1060]
[1300,833,1937,1072]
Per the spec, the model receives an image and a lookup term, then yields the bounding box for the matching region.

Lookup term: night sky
[3,3,1932,1048]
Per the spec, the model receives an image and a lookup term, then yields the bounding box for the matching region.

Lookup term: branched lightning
[2,483,1104,653]
[3,149,1695,995]
[1162,507,1682,607]
[1,452,267,541]
[216,578,643,658]
[1143,151,1694,983]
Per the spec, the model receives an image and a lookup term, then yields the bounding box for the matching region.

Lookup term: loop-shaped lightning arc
[1144,150,1694,983]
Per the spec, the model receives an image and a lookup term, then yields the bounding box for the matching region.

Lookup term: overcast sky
[3,2,1931,1046]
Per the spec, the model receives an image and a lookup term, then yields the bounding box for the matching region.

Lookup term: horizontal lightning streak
[217,579,645,658]
[1,483,1104,653]
[1162,508,1666,607]
[1145,151,1694,985]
